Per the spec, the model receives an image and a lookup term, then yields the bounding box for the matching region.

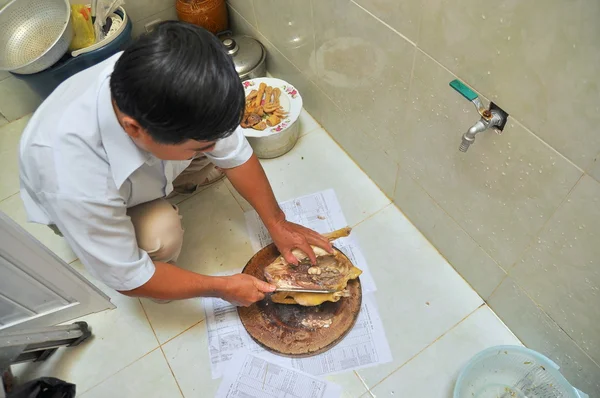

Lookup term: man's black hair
[110,21,244,144]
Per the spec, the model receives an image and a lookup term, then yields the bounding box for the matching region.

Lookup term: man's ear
[121,116,144,139]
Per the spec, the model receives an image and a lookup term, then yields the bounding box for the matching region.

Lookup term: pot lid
[222,35,264,76]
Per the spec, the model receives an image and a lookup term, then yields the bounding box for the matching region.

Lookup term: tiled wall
[0,0,178,123]
[226,0,600,393]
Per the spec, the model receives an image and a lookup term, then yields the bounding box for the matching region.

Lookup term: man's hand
[220,274,276,306]
[223,154,332,264]
[268,220,333,265]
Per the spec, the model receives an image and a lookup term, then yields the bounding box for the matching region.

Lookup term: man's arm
[224,154,332,264]
[46,193,273,305]
[118,261,274,306]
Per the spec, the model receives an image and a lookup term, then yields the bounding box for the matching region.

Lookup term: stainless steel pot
[222,35,266,81]
[246,121,300,159]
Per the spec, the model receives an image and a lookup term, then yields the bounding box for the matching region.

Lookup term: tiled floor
[3,109,521,397]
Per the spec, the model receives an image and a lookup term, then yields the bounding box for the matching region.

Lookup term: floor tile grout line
[168,183,216,207]
[158,319,209,398]
[299,85,400,196]
[300,129,318,137]
[138,297,162,346]
[390,163,400,202]
[301,110,325,135]
[350,0,416,46]
[77,347,161,396]
[589,150,600,181]
[391,171,505,274]
[368,305,484,391]
[354,371,376,397]
[226,123,387,221]
[350,203,393,230]
[0,112,34,125]
[300,124,324,137]
[384,198,459,269]
[403,44,420,139]
[367,305,483,391]
[306,73,397,168]
[0,191,19,204]
[505,279,600,370]
[393,197,496,303]
[485,302,521,343]
[159,318,206,347]
[159,345,185,398]
[414,0,425,47]
[486,274,508,301]
[309,0,317,76]
[319,118,396,200]
[136,295,187,396]
[505,173,585,272]
[359,389,376,398]
[510,118,584,174]
[232,5,325,98]
[249,0,258,28]
[228,4,255,32]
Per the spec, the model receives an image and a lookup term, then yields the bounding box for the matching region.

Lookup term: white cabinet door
[0,212,114,331]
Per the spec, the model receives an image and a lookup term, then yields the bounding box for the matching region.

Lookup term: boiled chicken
[263,227,362,306]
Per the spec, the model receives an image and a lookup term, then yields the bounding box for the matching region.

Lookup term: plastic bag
[93,0,125,43]
[7,377,76,398]
[69,5,95,52]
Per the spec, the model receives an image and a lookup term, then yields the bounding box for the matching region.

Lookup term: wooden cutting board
[238,243,362,357]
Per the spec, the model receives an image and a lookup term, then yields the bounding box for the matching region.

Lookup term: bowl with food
[240,77,303,159]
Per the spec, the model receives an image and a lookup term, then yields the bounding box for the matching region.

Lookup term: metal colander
[0,0,72,74]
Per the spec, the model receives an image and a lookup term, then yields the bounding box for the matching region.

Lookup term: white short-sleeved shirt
[19,52,253,291]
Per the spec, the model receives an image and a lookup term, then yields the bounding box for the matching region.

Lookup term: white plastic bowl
[454,346,588,398]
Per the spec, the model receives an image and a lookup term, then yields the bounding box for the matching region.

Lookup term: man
[19,22,331,306]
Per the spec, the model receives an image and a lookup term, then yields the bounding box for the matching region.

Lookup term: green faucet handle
[449,79,478,102]
[449,79,486,116]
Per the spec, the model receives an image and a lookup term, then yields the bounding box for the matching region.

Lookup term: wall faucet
[449,79,509,152]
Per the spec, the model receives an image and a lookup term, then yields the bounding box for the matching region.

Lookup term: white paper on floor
[204,291,392,379]
[204,190,392,380]
[244,189,377,294]
[215,352,342,398]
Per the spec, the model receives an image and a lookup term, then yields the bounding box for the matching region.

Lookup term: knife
[273,288,337,294]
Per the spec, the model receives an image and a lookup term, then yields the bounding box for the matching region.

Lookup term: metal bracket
[490,102,509,133]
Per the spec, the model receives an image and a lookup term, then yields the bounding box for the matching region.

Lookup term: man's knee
[127,199,184,263]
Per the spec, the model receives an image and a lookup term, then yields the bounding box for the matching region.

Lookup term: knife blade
[273,288,337,294]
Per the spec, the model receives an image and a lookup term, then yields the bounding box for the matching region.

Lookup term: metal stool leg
[0,322,92,372]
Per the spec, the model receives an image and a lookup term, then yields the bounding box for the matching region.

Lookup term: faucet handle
[449,79,486,117]
[449,79,477,101]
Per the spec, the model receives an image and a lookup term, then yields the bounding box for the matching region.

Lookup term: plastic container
[454,346,588,398]
[71,6,129,57]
